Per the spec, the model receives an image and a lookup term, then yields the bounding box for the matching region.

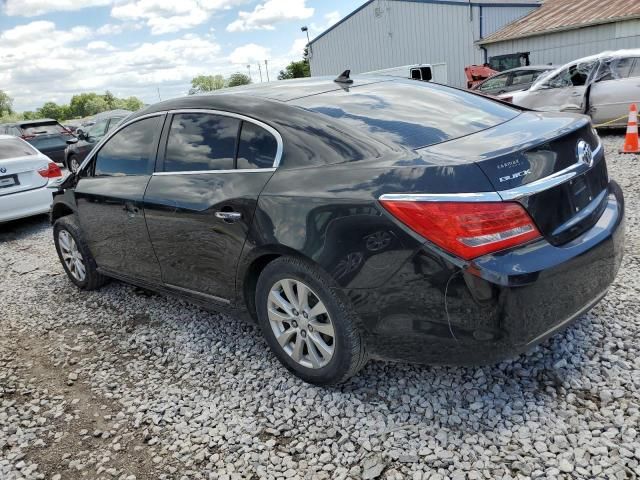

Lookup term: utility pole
[157,87,161,101]
[264,59,269,82]
[246,64,252,82]
[257,63,263,82]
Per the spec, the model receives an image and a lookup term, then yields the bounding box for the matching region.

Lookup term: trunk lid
[421,112,607,245]
[0,155,50,196]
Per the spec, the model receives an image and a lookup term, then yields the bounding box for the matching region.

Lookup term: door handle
[215,211,242,222]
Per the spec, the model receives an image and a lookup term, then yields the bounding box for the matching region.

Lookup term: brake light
[380,200,541,260]
[501,96,513,103]
[38,162,63,178]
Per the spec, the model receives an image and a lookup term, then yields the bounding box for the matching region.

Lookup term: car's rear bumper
[345,181,625,365]
[0,185,53,223]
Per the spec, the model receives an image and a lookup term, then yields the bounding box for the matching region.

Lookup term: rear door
[74,114,164,281]
[0,138,49,195]
[590,56,640,125]
[143,110,280,302]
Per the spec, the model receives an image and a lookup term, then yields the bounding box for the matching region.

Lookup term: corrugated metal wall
[308,0,536,87]
[484,20,640,66]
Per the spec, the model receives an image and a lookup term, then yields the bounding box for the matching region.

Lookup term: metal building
[307,0,540,88]
[479,0,640,66]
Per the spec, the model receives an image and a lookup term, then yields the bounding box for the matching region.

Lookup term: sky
[0,0,364,111]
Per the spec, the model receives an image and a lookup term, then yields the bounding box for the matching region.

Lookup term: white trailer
[362,63,448,84]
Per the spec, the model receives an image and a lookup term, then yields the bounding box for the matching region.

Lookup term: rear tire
[53,215,107,290]
[255,256,367,385]
[68,155,80,173]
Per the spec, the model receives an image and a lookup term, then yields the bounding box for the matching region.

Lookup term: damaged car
[511,49,640,127]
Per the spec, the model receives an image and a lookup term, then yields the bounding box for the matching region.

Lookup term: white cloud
[229,43,271,65]
[111,0,247,35]
[309,10,341,35]
[0,21,90,46]
[3,0,111,16]
[87,41,117,51]
[227,0,313,32]
[289,38,308,58]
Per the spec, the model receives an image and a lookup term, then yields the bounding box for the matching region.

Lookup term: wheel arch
[237,245,330,322]
[50,199,75,224]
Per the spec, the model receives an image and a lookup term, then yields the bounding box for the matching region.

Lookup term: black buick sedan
[50,76,625,385]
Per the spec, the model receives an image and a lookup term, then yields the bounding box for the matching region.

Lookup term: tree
[189,75,225,95]
[37,102,64,120]
[277,60,310,80]
[226,73,252,87]
[119,96,144,111]
[0,90,13,116]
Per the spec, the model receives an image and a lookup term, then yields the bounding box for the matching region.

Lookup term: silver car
[472,66,554,97]
[510,49,640,127]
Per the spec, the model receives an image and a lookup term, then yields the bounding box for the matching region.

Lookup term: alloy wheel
[267,278,335,369]
[58,230,86,282]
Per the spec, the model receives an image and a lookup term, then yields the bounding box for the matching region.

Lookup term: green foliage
[227,73,252,87]
[0,90,14,117]
[0,91,145,123]
[277,60,310,80]
[189,75,226,95]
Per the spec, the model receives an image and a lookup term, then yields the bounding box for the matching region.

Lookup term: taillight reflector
[38,162,63,179]
[380,200,541,260]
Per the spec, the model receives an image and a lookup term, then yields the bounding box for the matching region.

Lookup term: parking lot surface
[1,134,639,480]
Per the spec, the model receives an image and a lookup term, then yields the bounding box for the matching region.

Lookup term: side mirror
[66,137,79,145]
[75,128,84,136]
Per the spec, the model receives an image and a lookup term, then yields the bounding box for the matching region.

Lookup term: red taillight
[38,162,63,178]
[380,200,541,260]
[501,96,513,103]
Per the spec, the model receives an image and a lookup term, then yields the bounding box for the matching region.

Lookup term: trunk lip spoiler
[379,142,602,203]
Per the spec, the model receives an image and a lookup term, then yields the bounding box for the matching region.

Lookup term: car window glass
[0,138,36,159]
[107,117,125,132]
[94,116,160,177]
[511,71,536,86]
[598,57,636,81]
[21,123,65,136]
[237,121,278,169]
[86,118,109,140]
[630,59,640,78]
[480,74,509,91]
[164,113,240,172]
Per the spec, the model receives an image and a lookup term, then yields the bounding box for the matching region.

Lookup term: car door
[143,110,280,303]
[74,114,164,282]
[516,60,597,113]
[589,56,640,125]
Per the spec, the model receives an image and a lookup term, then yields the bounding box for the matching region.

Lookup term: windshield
[0,138,36,159]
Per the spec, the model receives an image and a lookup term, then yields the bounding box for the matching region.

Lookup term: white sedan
[0,134,63,223]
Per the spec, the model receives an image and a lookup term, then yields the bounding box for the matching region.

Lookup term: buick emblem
[0,167,6,174]
[577,140,593,167]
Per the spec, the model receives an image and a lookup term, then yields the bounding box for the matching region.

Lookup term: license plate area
[568,176,593,213]
[0,174,18,189]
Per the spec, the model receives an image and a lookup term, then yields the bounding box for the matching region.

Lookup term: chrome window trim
[153,167,276,176]
[379,142,603,203]
[78,108,284,175]
[77,112,166,174]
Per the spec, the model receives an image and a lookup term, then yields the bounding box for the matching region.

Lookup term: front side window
[85,118,109,141]
[630,59,640,78]
[511,70,537,86]
[237,121,278,169]
[164,113,240,172]
[94,116,160,177]
[480,73,509,91]
[107,117,125,132]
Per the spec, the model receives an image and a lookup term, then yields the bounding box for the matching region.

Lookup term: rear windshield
[292,81,519,149]
[0,138,36,159]
[20,122,66,136]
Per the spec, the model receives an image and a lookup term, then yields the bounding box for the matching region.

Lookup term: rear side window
[164,113,240,172]
[21,122,65,136]
[480,73,509,91]
[237,121,278,169]
[0,138,35,159]
[94,116,160,177]
[628,58,640,78]
[511,70,537,86]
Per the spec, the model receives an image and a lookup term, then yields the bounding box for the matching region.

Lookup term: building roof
[309,0,541,46]
[479,0,640,45]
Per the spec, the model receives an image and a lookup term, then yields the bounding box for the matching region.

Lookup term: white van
[363,63,448,84]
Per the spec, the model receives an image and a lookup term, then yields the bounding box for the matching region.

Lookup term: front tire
[53,215,107,290]
[68,155,80,173]
[255,257,367,385]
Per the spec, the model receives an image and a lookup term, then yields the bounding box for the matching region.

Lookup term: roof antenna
[334,69,353,84]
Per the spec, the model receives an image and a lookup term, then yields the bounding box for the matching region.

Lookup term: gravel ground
[1,134,639,480]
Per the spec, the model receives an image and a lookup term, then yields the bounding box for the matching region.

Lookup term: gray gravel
[1,134,639,480]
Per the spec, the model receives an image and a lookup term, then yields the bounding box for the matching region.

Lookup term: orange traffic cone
[620,103,640,154]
